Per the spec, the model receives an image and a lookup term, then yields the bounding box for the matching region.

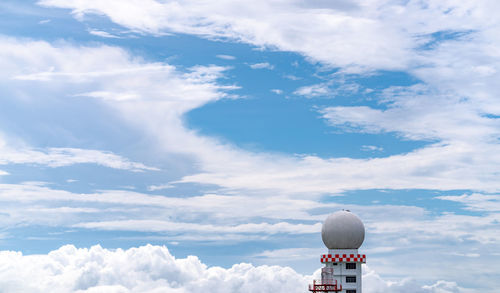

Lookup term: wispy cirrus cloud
[0,146,158,172]
[216,54,236,60]
[0,132,156,172]
[73,220,321,235]
[249,62,274,70]
[437,193,500,212]
[361,145,384,152]
[88,29,121,38]
[320,84,500,143]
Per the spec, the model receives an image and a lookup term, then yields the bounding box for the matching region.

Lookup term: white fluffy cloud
[0,244,309,293]
[4,29,500,197]
[38,0,416,72]
[320,84,500,143]
[318,82,500,193]
[0,35,230,175]
[37,1,500,75]
[2,2,500,291]
[1,38,499,264]
[1,32,498,250]
[1,180,497,289]
[0,244,470,293]
[294,83,331,98]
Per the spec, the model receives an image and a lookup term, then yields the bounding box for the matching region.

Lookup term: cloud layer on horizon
[0,244,469,293]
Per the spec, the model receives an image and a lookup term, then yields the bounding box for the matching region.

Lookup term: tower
[309,210,366,293]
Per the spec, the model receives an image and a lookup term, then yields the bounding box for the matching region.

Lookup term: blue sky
[0,1,499,292]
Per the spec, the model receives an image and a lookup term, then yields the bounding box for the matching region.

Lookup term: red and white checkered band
[320,254,366,263]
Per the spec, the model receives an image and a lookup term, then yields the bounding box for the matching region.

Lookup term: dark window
[346,276,356,283]
[346,290,356,293]
[333,263,338,266]
[346,263,356,269]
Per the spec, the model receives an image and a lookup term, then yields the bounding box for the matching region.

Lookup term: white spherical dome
[321,210,365,249]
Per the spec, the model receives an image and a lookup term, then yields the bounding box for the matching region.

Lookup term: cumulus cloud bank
[0,244,468,293]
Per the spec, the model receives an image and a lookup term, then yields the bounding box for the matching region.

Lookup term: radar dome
[321,210,365,249]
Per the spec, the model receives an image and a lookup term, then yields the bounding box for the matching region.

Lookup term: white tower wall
[321,249,365,293]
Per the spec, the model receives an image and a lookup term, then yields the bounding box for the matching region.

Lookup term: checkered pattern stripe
[320,253,366,263]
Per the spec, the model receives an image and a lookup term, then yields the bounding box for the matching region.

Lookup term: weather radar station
[309,210,366,293]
